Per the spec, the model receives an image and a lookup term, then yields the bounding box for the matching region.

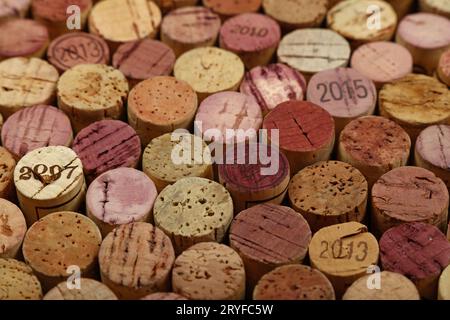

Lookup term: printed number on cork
[56,42,102,63]
[19,164,79,182]
[230,25,268,37]
[319,240,368,261]
[317,80,368,103]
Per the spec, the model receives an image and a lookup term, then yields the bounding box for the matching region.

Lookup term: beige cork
[154,177,234,255]
[0,57,58,119]
[439,265,450,300]
[57,64,129,133]
[172,242,245,300]
[22,212,102,292]
[419,0,450,19]
[309,222,379,298]
[174,47,245,102]
[14,146,86,226]
[153,0,198,13]
[0,147,16,202]
[0,199,26,259]
[44,278,117,300]
[343,271,420,300]
[142,133,213,193]
[289,161,368,233]
[0,258,42,300]
[99,222,175,300]
[142,292,188,300]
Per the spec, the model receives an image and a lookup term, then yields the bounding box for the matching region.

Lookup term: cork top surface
[0,0,30,19]
[203,0,261,16]
[172,242,245,300]
[263,0,328,26]
[0,199,26,257]
[141,292,187,300]
[439,265,450,300]
[44,278,117,300]
[22,212,102,277]
[439,49,450,78]
[0,258,42,300]
[32,0,92,22]
[416,125,450,170]
[0,147,15,193]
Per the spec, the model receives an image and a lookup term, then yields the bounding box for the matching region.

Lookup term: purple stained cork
[72,120,141,182]
[416,125,450,171]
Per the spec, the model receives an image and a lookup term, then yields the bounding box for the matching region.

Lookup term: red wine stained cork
[379,74,450,143]
[415,125,450,191]
[309,222,379,298]
[240,63,306,116]
[396,13,450,74]
[219,13,280,69]
[0,258,42,300]
[338,116,411,188]
[142,133,213,192]
[289,161,368,233]
[1,105,73,160]
[351,41,414,89]
[161,6,221,58]
[0,18,48,60]
[419,0,450,19]
[439,265,450,300]
[0,199,26,259]
[0,57,58,118]
[14,146,85,226]
[172,242,245,300]
[89,0,162,51]
[174,47,245,101]
[262,0,328,31]
[44,278,117,300]
[87,168,157,237]
[253,265,335,300]
[342,271,420,300]
[127,76,198,147]
[203,0,261,19]
[99,222,175,300]
[31,0,92,39]
[57,64,129,133]
[438,49,450,86]
[277,29,351,79]
[380,222,450,299]
[0,0,31,21]
[72,120,141,183]
[262,100,335,176]
[113,39,176,88]
[22,212,102,292]
[153,0,198,13]
[47,32,110,74]
[229,204,311,289]
[371,166,449,237]
[307,68,377,134]
[0,147,16,201]
[153,177,234,254]
[327,0,398,48]
[142,292,187,300]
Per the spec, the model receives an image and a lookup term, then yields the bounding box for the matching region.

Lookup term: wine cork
[262,100,335,176]
[89,0,162,51]
[161,6,221,58]
[202,0,261,19]
[153,0,198,13]
[72,120,141,183]
[380,222,450,299]
[1,105,73,160]
[0,147,16,201]
[415,125,450,191]
[277,29,351,78]
[309,222,379,298]
[14,146,85,226]
[0,199,26,259]
[173,47,245,101]
[351,41,414,89]
[371,166,449,237]
[153,177,234,254]
[31,0,92,39]
[142,292,187,300]
[342,271,420,300]
[396,13,450,74]
[229,204,311,289]
[142,133,213,192]
[289,161,368,233]
[438,49,450,86]
[307,68,377,134]
[0,0,31,21]
[44,278,117,300]
[127,76,198,147]
[113,39,176,88]
[253,265,335,300]
[172,242,245,300]
[0,57,58,118]
[240,63,307,116]
[219,13,280,69]
[439,265,450,300]
[22,212,102,291]
[338,116,411,188]
[57,64,129,133]
[327,0,398,47]
[385,0,414,19]
[262,0,327,31]
[99,222,175,300]
[47,32,110,74]
[379,74,450,143]
[0,258,42,300]
[419,0,450,19]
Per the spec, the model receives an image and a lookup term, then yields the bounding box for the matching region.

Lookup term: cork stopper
[153,0,198,13]
[141,292,187,300]
[0,258,42,300]
[0,0,31,20]
[437,49,450,86]
[419,0,450,18]
[0,146,16,201]
[203,0,261,17]
[0,199,26,259]
[439,265,450,300]
[44,278,117,300]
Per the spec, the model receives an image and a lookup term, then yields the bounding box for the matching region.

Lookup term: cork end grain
[0,258,42,300]
[203,0,261,16]
[263,0,328,28]
[0,199,26,258]
[44,278,117,300]
[0,147,15,199]
[32,0,91,22]
[141,292,188,300]
[439,265,450,300]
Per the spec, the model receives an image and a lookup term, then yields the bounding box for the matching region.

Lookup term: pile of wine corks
[0,0,449,301]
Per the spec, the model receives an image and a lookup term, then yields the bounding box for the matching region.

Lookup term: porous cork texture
[439,265,450,300]
[154,177,234,254]
[0,146,16,201]
[44,278,117,300]
[153,0,198,13]
[0,258,42,300]
[0,199,26,259]
[203,0,261,17]
[99,222,175,300]
[142,292,188,300]
[172,242,246,300]
[0,0,31,21]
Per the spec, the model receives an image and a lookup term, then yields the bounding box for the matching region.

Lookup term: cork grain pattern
[263,0,328,28]
[0,147,15,199]
[44,278,117,300]
[0,199,26,259]
[0,258,42,300]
